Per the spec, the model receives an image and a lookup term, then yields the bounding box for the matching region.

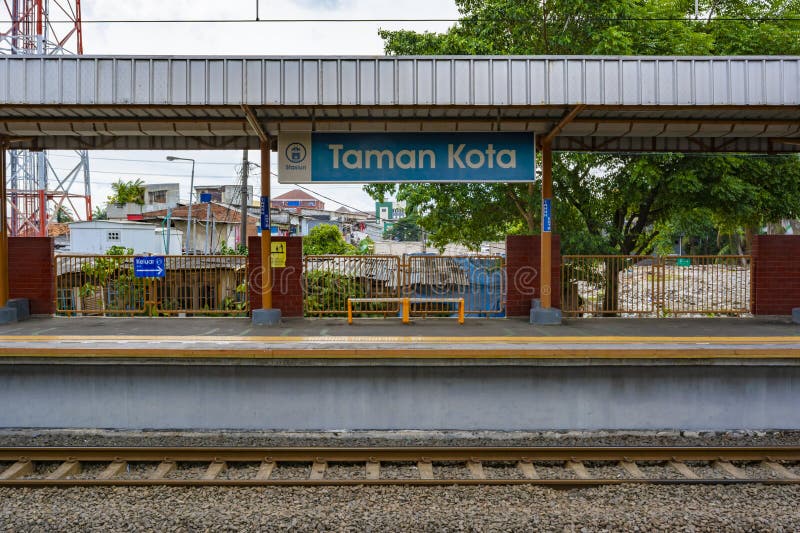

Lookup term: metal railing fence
[302,254,506,318]
[55,254,248,316]
[404,255,506,318]
[303,255,402,317]
[561,255,751,317]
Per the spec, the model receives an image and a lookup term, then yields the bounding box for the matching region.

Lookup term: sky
[42,0,461,216]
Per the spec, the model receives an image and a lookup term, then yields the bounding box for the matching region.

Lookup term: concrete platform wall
[2,364,798,431]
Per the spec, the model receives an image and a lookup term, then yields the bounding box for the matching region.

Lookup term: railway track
[1,446,799,487]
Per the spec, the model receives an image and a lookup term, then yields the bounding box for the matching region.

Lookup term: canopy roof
[1,55,799,153]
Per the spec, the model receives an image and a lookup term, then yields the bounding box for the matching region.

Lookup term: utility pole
[240,149,249,249]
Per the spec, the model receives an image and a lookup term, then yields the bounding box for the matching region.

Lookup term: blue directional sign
[260,197,270,229]
[134,256,166,278]
[542,199,552,232]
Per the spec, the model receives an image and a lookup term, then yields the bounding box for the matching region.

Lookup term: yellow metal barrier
[561,255,751,317]
[305,254,504,319]
[55,254,248,316]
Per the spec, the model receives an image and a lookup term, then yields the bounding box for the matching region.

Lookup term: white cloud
[292,0,350,10]
[44,0,460,214]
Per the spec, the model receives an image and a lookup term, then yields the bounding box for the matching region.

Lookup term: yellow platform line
[1,347,800,359]
[0,335,799,345]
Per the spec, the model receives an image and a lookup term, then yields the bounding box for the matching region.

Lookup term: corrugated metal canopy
[1,55,799,152]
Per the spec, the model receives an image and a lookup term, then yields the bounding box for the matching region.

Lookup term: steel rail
[1,446,799,487]
[2,446,800,462]
[2,479,799,488]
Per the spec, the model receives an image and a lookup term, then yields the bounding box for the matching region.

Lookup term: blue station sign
[134,256,166,278]
[278,132,535,183]
[260,197,270,229]
[542,199,552,232]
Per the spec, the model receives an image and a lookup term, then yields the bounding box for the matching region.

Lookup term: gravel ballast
[1,430,799,532]
[1,485,799,532]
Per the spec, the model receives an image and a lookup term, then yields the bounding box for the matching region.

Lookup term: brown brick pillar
[248,236,303,317]
[751,235,800,315]
[9,237,56,315]
[505,234,560,317]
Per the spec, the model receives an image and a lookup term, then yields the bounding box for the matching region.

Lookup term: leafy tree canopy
[55,206,74,223]
[91,206,108,221]
[303,224,357,255]
[383,213,425,241]
[108,179,145,206]
[370,0,800,254]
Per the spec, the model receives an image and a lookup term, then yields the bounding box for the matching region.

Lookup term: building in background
[69,220,182,255]
[374,201,406,232]
[195,185,253,206]
[271,189,325,212]
[144,183,181,211]
[141,203,260,254]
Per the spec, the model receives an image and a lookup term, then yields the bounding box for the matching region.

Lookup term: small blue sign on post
[134,256,166,278]
[260,197,270,229]
[542,199,552,232]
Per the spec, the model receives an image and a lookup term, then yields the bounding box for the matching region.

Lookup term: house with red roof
[270,189,324,212]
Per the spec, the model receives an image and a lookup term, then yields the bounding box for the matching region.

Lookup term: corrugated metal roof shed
[1,55,799,152]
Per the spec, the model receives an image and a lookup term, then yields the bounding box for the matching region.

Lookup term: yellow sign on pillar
[270,241,287,268]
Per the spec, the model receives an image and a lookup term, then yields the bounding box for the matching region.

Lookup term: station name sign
[278,132,535,183]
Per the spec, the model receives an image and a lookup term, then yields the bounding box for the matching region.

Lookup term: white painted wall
[69,221,182,255]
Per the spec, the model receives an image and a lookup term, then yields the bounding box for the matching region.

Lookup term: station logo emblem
[286,142,307,164]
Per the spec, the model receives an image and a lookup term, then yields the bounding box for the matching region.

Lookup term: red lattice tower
[2,1,91,237]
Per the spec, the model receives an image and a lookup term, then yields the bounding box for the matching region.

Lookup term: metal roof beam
[540,105,586,146]
[241,105,269,144]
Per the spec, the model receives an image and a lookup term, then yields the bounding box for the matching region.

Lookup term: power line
[50,166,247,179]
[33,17,800,24]
[46,153,245,166]
[268,171,374,216]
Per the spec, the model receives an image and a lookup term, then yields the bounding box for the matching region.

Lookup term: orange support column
[252,138,281,326]
[540,140,552,309]
[532,139,561,325]
[261,140,272,310]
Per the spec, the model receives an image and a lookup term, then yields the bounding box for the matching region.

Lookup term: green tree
[108,179,145,206]
[55,206,74,223]
[383,214,424,241]
[371,0,800,255]
[303,224,357,255]
[92,206,108,221]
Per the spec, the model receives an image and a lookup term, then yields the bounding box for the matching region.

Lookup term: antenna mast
[1,1,91,237]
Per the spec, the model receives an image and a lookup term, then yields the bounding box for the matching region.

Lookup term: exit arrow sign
[134,256,166,278]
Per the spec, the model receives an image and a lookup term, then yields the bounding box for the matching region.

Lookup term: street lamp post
[166,156,195,254]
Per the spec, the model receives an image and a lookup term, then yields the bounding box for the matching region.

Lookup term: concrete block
[252,308,282,326]
[0,306,18,324]
[531,299,541,309]
[7,298,30,321]
[793,308,800,324]
[530,306,562,325]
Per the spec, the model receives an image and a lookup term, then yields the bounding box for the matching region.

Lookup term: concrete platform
[0,316,798,364]
[0,317,798,431]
